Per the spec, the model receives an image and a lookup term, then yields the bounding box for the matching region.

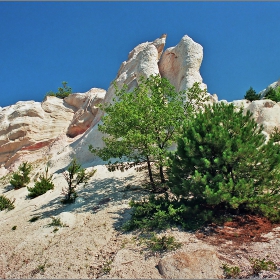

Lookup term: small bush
[27,166,54,198]
[61,159,96,204]
[122,193,217,232]
[146,233,181,252]
[250,257,277,275]
[46,81,72,99]
[10,162,32,189]
[244,87,261,101]
[0,195,15,211]
[48,217,66,228]
[264,86,280,102]
[12,225,17,230]
[222,263,240,279]
[270,126,280,143]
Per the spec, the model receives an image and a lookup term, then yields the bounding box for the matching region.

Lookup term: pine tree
[244,86,260,101]
[168,103,280,221]
[10,162,32,189]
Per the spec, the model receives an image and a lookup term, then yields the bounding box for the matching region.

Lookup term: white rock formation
[65,88,106,137]
[0,91,105,175]
[159,35,207,93]
[62,34,213,169]
[244,99,280,134]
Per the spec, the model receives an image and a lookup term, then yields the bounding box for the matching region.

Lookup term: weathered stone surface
[0,97,75,169]
[0,91,105,175]
[244,99,280,134]
[65,88,106,137]
[159,34,207,93]
[158,249,223,279]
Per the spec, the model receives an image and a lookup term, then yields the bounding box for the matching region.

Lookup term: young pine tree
[168,103,280,221]
[10,162,32,189]
[244,87,260,101]
[62,159,96,203]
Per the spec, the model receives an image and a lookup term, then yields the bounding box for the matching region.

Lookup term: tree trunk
[159,165,165,183]
[146,156,156,191]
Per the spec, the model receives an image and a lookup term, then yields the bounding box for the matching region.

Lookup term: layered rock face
[0,90,105,175]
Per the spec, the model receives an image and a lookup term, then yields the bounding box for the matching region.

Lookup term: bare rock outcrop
[0,97,75,170]
[0,91,106,175]
[65,88,106,137]
[159,35,207,93]
[245,99,280,134]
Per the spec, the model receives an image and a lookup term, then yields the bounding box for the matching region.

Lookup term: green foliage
[46,81,72,99]
[222,263,240,279]
[48,216,65,227]
[102,260,112,274]
[12,225,17,230]
[62,159,96,203]
[145,233,181,252]
[270,126,280,142]
[168,103,280,222]
[27,166,54,198]
[244,87,261,101]
[89,75,208,192]
[250,257,277,275]
[122,194,216,231]
[264,86,280,102]
[10,162,32,189]
[0,195,15,211]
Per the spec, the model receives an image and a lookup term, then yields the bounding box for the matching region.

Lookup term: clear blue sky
[1,2,280,107]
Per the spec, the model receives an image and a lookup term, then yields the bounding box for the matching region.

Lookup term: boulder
[244,99,280,134]
[158,249,223,279]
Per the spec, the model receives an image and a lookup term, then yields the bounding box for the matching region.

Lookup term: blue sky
[1,2,280,107]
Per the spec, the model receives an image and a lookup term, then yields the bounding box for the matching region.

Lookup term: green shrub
[0,195,15,211]
[222,263,240,279]
[270,126,280,143]
[264,86,280,102]
[168,103,280,222]
[61,159,96,204]
[12,225,17,230]
[48,216,66,227]
[122,193,217,232]
[146,233,181,252]
[244,87,261,101]
[250,258,277,275]
[46,81,72,99]
[10,162,32,189]
[27,166,54,198]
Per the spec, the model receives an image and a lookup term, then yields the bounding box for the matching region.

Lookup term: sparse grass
[222,263,240,279]
[47,217,66,228]
[102,260,112,274]
[0,195,15,211]
[250,257,277,275]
